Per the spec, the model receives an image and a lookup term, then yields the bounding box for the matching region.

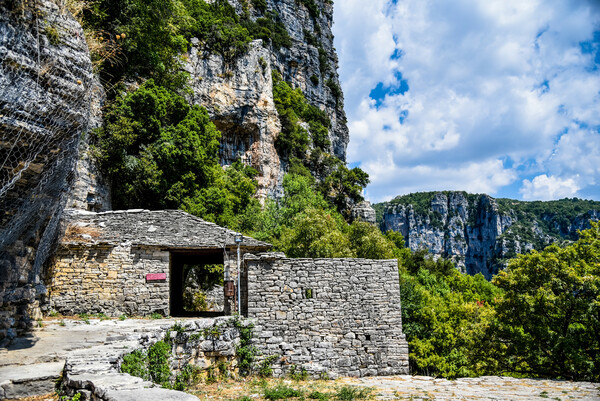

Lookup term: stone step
[0,361,64,400]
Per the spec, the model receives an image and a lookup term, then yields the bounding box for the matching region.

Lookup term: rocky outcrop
[187,0,348,197]
[187,40,283,198]
[380,192,600,278]
[0,0,96,341]
[350,201,377,224]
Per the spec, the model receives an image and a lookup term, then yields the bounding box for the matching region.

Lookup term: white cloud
[364,159,517,201]
[520,174,580,200]
[333,0,600,202]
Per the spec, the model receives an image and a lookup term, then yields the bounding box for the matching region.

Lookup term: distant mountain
[375,192,600,278]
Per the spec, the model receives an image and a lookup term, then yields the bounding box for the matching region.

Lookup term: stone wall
[61,318,240,401]
[245,254,409,378]
[48,245,170,316]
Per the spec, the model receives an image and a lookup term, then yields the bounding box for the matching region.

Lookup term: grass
[263,383,303,400]
[78,313,90,324]
[336,386,372,400]
[185,378,375,400]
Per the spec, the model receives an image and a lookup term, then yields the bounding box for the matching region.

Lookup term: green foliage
[78,313,90,324]
[258,355,279,377]
[325,78,342,102]
[491,221,600,381]
[82,0,190,87]
[288,365,309,381]
[297,0,320,19]
[399,250,502,378]
[173,364,200,391]
[348,221,396,259]
[121,350,149,380]
[93,80,259,229]
[278,208,353,258]
[251,0,267,13]
[83,0,293,87]
[121,339,199,390]
[182,0,253,61]
[310,74,319,86]
[92,79,215,206]
[243,12,292,50]
[263,384,303,400]
[387,192,438,216]
[150,312,163,319]
[44,25,61,45]
[147,340,172,386]
[496,197,600,248]
[60,393,82,401]
[335,386,372,400]
[308,390,330,400]
[318,46,330,75]
[304,29,319,47]
[315,159,370,216]
[271,72,369,216]
[232,315,258,376]
[249,173,397,260]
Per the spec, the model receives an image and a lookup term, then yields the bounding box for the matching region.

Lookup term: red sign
[146,273,166,281]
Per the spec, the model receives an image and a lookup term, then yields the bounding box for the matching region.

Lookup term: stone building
[48,208,410,377]
[48,209,271,317]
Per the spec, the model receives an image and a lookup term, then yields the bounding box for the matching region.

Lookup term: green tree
[93,80,259,229]
[277,208,353,258]
[348,221,396,259]
[492,221,600,381]
[399,251,501,378]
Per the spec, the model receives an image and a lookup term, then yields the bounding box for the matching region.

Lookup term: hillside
[376,192,600,278]
[0,0,367,340]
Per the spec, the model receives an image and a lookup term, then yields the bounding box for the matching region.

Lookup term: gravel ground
[340,375,600,401]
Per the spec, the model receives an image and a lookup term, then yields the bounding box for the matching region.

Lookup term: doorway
[170,250,225,317]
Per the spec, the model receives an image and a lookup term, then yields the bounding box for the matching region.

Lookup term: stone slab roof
[60,209,271,249]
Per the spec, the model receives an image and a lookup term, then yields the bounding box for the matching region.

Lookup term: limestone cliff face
[380,192,600,278]
[0,0,96,340]
[187,0,348,197]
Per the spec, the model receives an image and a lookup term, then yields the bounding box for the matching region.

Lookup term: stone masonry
[49,244,171,316]
[245,254,409,378]
[48,209,270,316]
[46,210,410,380]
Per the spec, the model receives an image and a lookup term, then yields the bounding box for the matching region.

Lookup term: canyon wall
[380,192,600,278]
[187,0,348,197]
[0,0,98,340]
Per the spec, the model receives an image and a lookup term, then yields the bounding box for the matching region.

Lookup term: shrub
[263,384,303,400]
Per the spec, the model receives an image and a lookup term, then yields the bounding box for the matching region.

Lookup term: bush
[263,384,303,400]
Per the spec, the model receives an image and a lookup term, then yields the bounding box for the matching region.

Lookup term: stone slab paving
[341,375,600,401]
[0,318,196,400]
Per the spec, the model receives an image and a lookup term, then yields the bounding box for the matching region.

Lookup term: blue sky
[333,0,600,203]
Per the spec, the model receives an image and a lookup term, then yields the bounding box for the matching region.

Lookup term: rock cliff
[187,0,348,197]
[379,192,600,278]
[0,0,97,341]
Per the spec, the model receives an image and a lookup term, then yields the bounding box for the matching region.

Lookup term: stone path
[0,318,194,400]
[341,375,600,401]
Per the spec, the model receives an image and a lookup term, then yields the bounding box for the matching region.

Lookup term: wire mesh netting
[0,0,96,287]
